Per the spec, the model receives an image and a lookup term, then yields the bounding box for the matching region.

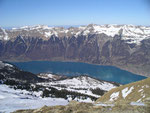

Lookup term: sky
[0,0,150,27]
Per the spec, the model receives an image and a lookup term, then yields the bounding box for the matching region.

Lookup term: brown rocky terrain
[13,100,150,113]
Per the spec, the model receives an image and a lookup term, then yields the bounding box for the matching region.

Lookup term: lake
[11,61,146,84]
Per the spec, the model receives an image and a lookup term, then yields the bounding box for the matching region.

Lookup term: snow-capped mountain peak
[0,28,9,40]
[1,24,150,44]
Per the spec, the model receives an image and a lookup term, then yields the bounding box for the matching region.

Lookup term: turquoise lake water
[11,61,146,84]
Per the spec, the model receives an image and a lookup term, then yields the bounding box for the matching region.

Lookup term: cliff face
[0,24,150,76]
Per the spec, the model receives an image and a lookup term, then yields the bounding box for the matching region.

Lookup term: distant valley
[0,24,150,77]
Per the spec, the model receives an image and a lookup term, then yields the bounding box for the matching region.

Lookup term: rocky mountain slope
[96,77,150,103]
[0,61,43,83]
[0,24,150,76]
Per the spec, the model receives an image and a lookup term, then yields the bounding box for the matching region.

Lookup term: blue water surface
[11,61,147,84]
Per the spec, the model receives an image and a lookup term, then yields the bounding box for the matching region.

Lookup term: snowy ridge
[38,75,118,98]
[38,73,59,80]
[109,91,120,101]
[0,61,13,69]
[37,73,67,81]
[1,24,150,44]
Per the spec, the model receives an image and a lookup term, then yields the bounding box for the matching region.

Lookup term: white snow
[0,95,5,99]
[0,28,9,40]
[109,91,119,101]
[142,85,150,88]
[93,24,121,37]
[20,26,29,29]
[38,73,59,80]
[95,102,145,107]
[122,87,134,99]
[67,96,93,103]
[145,85,149,88]
[83,30,90,35]
[1,24,150,45]
[95,103,114,107]
[0,61,13,69]
[20,25,52,30]
[138,89,143,92]
[80,24,150,45]
[94,102,114,107]
[0,84,69,113]
[130,102,145,106]
[44,31,53,37]
[2,24,149,45]
[42,73,55,78]
[136,98,142,102]
[0,83,145,113]
[38,76,117,98]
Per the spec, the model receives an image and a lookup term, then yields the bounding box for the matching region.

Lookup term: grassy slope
[96,78,150,103]
[13,101,149,113]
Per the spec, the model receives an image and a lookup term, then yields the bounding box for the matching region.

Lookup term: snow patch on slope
[0,28,9,40]
[122,87,134,99]
[0,84,68,113]
[93,24,121,37]
[44,31,53,37]
[109,91,119,101]
[0,61,13,69]
[38,76,117,98]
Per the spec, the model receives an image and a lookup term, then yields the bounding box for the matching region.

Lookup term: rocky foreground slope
[13,78,150,113]
[0,24,150,76]
[13,100,150,113]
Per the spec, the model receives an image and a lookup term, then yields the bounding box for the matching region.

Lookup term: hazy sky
[0,0,150,27]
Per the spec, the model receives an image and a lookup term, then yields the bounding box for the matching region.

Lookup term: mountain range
[0,24,150,77]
